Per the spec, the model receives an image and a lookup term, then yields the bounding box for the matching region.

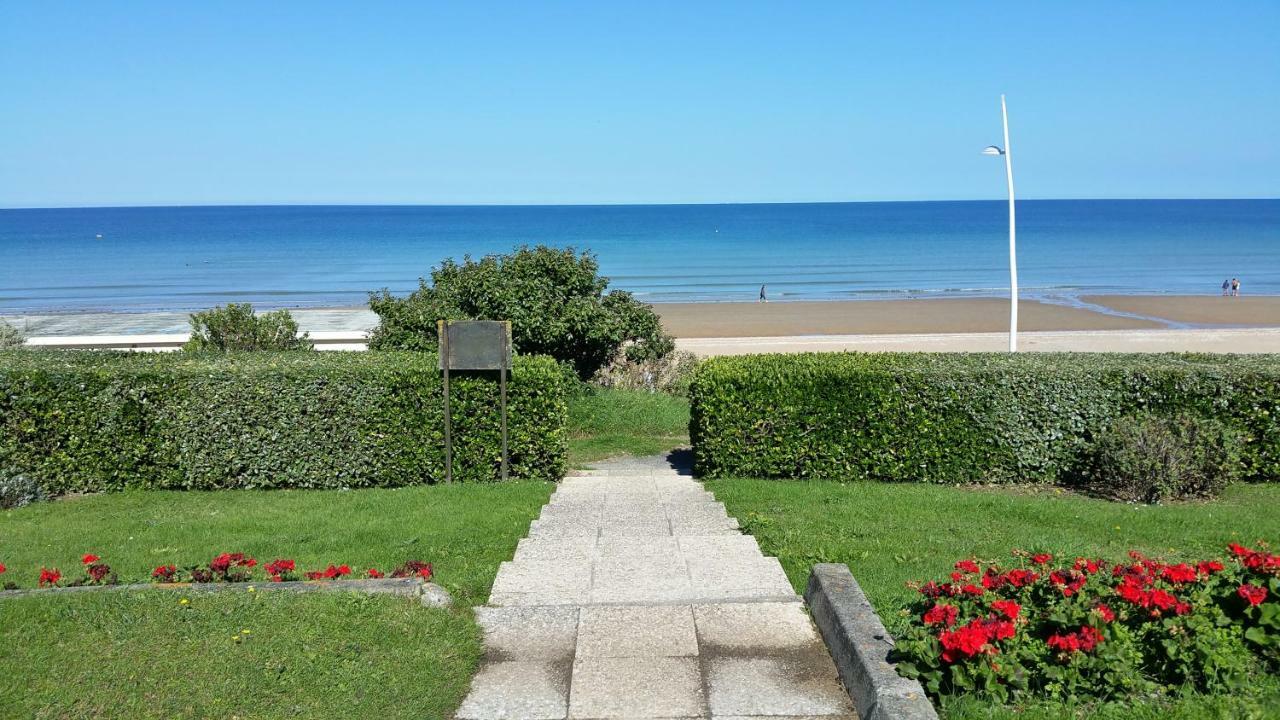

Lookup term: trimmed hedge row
[0,351,569,492]
[689,352,1280,483]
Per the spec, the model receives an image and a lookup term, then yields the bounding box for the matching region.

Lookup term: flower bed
[2,552,433,591]
[895,544,1280,706]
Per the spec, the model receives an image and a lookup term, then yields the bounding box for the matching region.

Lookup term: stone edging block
[0,577,453,608]
[805,563,938,720]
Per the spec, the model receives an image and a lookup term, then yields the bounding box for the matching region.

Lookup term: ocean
[1,199,1277,313]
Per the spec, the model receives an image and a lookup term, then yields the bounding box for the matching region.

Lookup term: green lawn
[0,481,553,718]
[707,478,1280,719]
[567,387,689,466]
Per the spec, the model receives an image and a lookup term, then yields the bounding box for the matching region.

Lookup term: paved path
[456,453,855,720]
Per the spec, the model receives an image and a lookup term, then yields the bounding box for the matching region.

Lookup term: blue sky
[1,2,1277,207]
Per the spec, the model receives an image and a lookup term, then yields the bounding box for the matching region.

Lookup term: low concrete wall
[0,577,452,607]
[805,563,938,720]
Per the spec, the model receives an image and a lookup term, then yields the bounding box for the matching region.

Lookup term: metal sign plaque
[438,320,512,483]
[438,320,511,370]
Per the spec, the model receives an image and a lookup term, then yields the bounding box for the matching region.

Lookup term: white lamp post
[982,94,1018,352]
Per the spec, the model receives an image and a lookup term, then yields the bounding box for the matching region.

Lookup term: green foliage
[689,352,1280,484]
[368,245,674,378]
[0,470,45,509]
[0,319,25,349]
[0,350,569,493]
[184,303,312,352]
[1080,414,1244,503]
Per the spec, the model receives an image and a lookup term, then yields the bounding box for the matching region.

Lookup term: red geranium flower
[38,567,61,587]
[1159,563,1198,584]
[366,568,385,579]
[939,619,992,663]
[152,565,178,583]
[1239,584,1268,607]
[954,559,980,574]
[1196,560,1225,576]
[0,562,6,575]
[991,599,1021,620]
[1095,604,1115,622]
[923,603,959,627]
[81,554,99,565]
[1031,553,1053,565]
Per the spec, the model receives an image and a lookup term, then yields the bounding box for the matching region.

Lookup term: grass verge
[567,387,689,466]
[0,482,553,719]
[706,479,1280,720]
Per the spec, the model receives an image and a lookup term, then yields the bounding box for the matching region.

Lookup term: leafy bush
[590,349,700,396]
[895,545,1279,708]
[1078,414,1244,503]
[368,245,674,378]
[689,352,1280,484]
[0,350,569,493]
[0,320,25,349]
[184,303,312,352]
[0,470,45,509]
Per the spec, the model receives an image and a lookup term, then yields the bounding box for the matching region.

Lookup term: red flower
[1095,604,1115,623]
[986,619,1016,641]
[1048,570,1087,597]
[1047,625,1104,655]
[1159,563,1198,584]
[1072,558,1103,575]
[152,565,178,583]
[1148,589,1177,612]
[337,565,351,576]
[991,600,1021,620]
[0,562,6,574]
[1003,569,1038,587]
[264,559,296,581]
[923,603,959,627]
[81,554,99,565]
[1239,584,1268,607]
[366,568,385,579]
[954,559,980,574]
[1031,553,1053,565]
[939,619,992,663]
[38,567,61,587]
[1196,560,1225,576]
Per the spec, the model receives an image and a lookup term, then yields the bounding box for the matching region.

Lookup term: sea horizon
[3,199,1278,314]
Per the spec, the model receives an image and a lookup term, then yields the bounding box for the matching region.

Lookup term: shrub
[184,303,312,352]
[0,470,45,509]
[689,352,1280,484]
[0,350,569,493]
[895,545,1278,707]
[1078,414,1244,502]
[590,349,700,396]
[368,245,674,378]
[0,320,25,349]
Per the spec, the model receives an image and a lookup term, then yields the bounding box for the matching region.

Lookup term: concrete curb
[0,577,453,608]
[805,563,938,720]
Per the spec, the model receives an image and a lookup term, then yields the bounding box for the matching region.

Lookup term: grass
[567,387,689,466]
[0,481,553,718]
[0,482,552,605]
[706,478,1280,719]
[0,591,479,719]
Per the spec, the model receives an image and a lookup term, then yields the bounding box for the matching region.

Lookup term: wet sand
[655,298,1163,338]
[1084,295,1280,328]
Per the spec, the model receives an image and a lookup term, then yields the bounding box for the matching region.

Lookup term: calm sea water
[0,200,1276,313]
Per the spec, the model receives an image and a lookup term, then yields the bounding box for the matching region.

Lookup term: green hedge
[689,353,1280,483]
[0,351,569,492]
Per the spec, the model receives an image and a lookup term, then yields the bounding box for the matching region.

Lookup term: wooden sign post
[438,320,512,483]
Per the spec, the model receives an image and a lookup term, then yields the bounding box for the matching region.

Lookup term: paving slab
[455,660,570,720]
[706,656,853,717]
[576,605,698,657]
[694,602,820,654]
[569,656,706,718]
[476,606,581,662]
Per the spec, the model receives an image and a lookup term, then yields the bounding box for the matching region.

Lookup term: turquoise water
[0,200,1276,313]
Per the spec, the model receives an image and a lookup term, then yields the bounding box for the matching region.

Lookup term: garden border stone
[805,563,938,720]
[0,577,453,608]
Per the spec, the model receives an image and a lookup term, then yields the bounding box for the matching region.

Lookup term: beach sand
[1084,295,1280,327]
[655,298,1163,338]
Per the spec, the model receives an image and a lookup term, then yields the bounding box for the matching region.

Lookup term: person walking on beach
[1222,278,1231,296]
[759,284,768,303]
[1232,278,1241,297]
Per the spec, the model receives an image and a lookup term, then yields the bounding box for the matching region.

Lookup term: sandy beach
[655,298,1164,338]
[1083,295,1280,328]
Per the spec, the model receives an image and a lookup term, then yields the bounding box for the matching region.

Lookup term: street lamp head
[982,145,1005,156]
